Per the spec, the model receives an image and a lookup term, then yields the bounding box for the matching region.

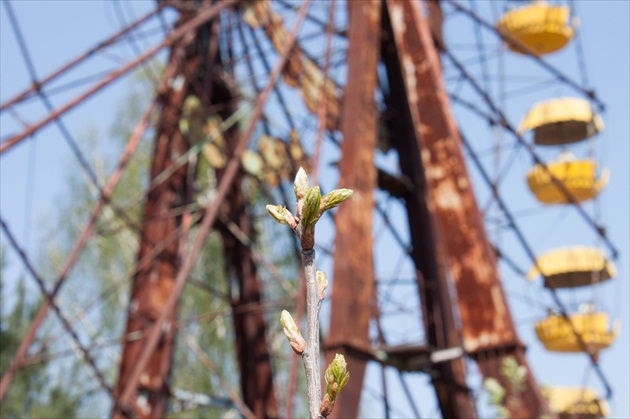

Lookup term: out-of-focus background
[1,1,628,418]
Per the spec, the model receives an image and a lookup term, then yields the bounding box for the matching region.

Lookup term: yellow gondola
[527,153,609,204]
[535,309,619,353]
[542,387,609,418]
[527,246,617,289]
[518,97,605,146]
[496,1,576,55]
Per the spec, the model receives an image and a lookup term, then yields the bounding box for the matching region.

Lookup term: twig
[267,168,352,418]
[301,248,322,418]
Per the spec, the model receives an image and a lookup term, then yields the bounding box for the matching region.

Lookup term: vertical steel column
[219,179,279,418]
[385,0,551,417]
[113,40,192,418]
[200,4,278,416]
[214,81,279,419]
[381,3,476,417]
[324,1,381,418]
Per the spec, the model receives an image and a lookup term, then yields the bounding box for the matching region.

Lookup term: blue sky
[1,1,628,417]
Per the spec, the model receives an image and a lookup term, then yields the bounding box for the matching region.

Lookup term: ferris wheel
[0,1,627,418]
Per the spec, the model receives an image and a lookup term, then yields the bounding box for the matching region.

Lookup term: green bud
[325,354,350,399]
[301,186,321,227]
[322,188,353,211]
[280,310,306,354]
[266,205,290,225]
[294,167,309,201]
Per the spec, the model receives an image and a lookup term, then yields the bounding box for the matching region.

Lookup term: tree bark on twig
[301,249,323,419]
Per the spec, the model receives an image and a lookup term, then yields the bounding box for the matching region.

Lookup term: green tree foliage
[0,249,80,418]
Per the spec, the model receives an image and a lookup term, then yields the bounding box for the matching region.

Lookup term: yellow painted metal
[527,246,617,289]
[518,97,605,146]
[497,1,575,55]
[527,155,609,204]
[542,387,610,418]
[535,311,619,353]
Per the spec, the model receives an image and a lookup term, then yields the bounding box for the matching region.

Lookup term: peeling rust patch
[425,165,445,181]
[435,180,462,210]
[403,56,418,106]
[388,0,518,353]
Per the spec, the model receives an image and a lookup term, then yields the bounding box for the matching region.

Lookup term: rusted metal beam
[112,32,194,418]
[384,0,551,417]
[425,0,444,51]
[114,3,274,416]
[213,57,279,418]
[112,2,312,415]
[328,340,465,373]
[387,0,514,354]
[323,1,381,418]
[381,5,476,417]
[220,179,279,418]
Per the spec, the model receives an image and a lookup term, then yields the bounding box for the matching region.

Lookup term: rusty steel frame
[323,1,381,418]
[112,23,195,417]
[0,99,156,402]
[114,3,268,416]
[112,2,312,415]
[381,3,476,417]
[229,13,306,416]
[220,178,279,418]
[385,0,551,417]
[0,0,238,156]
[213,16,279,415]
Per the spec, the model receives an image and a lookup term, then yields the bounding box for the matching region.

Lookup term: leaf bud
[294,167,309,201]
[322,188,353,211]
[301,186,322,227]
[280,310,306,355]
[325,354,350,400]
[266,205,290,225]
